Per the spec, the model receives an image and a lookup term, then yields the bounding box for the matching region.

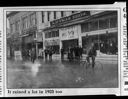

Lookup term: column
[77,25,82,47]
[42,31,46,50]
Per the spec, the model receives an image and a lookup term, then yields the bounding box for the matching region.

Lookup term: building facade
[7,11,41,58]
[43,11,118,55]
[7,10,118,59]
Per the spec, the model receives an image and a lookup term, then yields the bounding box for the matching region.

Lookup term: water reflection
[24,61,41,77]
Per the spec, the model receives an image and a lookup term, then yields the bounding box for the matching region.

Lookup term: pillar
[59,40,62,54]
[42,31,46,50]
[77,25,82,47]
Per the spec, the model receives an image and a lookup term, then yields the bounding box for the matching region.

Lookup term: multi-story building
[43,10,118,55]
[7,11,41,58]
[7,10,118,59]
[7,11,75,57]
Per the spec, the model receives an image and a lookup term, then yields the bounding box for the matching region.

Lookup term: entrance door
[62,39,78,51]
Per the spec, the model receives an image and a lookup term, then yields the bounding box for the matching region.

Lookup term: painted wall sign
[60,25,78,40]
[50,11,90,27]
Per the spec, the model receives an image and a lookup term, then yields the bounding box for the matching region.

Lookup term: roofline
[7,11,19,18]
[43,11,117,31]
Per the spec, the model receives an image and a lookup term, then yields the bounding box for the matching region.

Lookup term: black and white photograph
[6,10,118,89]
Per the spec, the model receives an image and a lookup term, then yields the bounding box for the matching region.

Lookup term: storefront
[22,34,35,50]
[82,32,118,54]
[81,11,118,55]
[44,39,60,54]
[59,25,80,52]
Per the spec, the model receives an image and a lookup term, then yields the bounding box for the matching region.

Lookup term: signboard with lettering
[60,25,78,40]
[45,39,60,46]
[50,11,90,27]
[14,51,22,61]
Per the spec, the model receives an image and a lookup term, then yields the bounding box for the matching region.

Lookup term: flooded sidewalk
[7,58,118,88]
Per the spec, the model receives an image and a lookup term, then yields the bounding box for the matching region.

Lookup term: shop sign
[45,39,60,46]
[60,25,78,40]
[50,11,90,27]
[14,50,22,61]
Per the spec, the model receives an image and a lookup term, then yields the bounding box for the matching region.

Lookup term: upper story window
[89,21,98,31]
[72,11,77,14]
[110,17,117,28]
[54,11,56,19]
[47,11,51,21]
[10,24,13,33]
[81,22,90,33]
[30,13,36,26]
[15,20,20,32]
[99,18,109,29]
[22,17,28,30]
[61,11,64,17]
[45,30,59,38]
[42,11,44,23]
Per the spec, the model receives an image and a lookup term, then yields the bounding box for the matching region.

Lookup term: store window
[99,18,109,29]
[81,22,90,33]
[110,17,117,28]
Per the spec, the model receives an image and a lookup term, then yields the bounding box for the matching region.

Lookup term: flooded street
[7,58,118,88]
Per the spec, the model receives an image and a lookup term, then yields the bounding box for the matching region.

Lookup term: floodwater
[7,59,118,88]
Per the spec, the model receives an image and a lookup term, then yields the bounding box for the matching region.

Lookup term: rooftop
[6,11,19,18]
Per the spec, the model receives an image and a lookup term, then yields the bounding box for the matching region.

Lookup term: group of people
[44,48,55,60]
[21,41,97,67]
[22,47,36,63]
[61,42,97,68]
[67,46,83,61]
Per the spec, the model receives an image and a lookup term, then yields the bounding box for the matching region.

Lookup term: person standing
[44,49,48,60]
[31,47,36,63]
[61,47,64,60]
[49,48,53,60]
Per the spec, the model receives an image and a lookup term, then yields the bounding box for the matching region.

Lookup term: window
[10,24,13,33]
[15,20,20,32]
[22,17,28,30]
[30,13,36,26]
[45,32,48,38]
[56,30,59,37]
[99,18,109,29]
[42,11,44,23]
[45,30,59,38]
[90,21,98,31]
[81,22,90,33]
[47,11,50,21]
[54,11,56,19]
[72,11,76,14]
[110,17,117,28]
[61,11,64,17]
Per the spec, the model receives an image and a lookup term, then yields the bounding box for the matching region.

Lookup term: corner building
[44,11,118,55]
